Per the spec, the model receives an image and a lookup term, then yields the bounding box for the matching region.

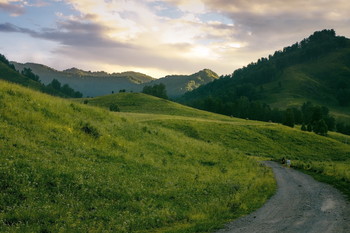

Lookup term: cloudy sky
[1,0,350,78]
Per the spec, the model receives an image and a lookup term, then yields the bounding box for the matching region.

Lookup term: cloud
[2,0,350,78]
[0,2,25,16]
[202,0,350,46]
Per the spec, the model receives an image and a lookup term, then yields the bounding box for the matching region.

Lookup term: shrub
[80,122,100,138]
[109,103,120,112]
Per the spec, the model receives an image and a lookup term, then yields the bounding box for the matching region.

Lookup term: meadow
[0,81,275,232]
[1,81,349,232]
[83,92,350,201]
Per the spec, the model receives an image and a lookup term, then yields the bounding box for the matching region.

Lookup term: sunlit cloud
[1,0,350,78]
[0,1,25,16]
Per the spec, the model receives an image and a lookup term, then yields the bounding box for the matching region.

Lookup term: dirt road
[216,161,350,233]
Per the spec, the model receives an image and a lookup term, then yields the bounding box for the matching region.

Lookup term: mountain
[180,29,350,123]
[142,69,219,97]
[12,62,218,98]
[12,62,155,97]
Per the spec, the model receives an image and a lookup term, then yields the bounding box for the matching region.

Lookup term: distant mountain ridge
[143,69,219,97]
[11,62,218,97]
[12,62,155,97]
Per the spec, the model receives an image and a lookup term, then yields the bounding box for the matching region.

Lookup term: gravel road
[216,161,350,233]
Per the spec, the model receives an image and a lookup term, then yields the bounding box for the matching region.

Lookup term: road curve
[216,161,350,233]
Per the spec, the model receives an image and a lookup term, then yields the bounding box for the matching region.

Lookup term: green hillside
[82,91,350,198]
[78,92,233,120]
[0,80,275,232]
[1,80,350,232]
[180,30,350,123]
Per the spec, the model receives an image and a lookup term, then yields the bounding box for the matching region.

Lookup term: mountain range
[11,62,219,98]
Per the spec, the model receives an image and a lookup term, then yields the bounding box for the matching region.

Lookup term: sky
[1,0,350,78]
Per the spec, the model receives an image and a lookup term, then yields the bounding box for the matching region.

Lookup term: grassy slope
[1,81,350,232]
[85,93,350,200]
[0,81,275,232]
[78,93,234,120]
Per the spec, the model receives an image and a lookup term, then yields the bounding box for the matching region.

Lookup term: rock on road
[216,161,350,233]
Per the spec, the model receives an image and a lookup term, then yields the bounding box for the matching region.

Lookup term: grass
[0,81,275,232]
[76,93,234,121]
[87,92,350,201]
[1,81,350,232]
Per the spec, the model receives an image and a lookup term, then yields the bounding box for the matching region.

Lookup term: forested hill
[179,29,350,123]
[0,54,82,98]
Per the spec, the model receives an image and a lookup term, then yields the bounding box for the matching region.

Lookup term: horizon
[1,0,350,78]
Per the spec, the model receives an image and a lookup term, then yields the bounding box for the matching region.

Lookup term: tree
[307,123,313,132]
[21,68,40,82]
[301,101,314,124]
[311,106,323,122]
[48,79,61,90]
[301,123,307,131]
[283,108,295,128]
[313,119,328,136]
[0,53,16,70]
[324,116,335,131]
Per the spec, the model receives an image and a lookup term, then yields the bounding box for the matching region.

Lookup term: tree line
[21,67,83,98]
[186,96,350,136]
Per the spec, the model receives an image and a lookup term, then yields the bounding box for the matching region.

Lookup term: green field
[1,80,350,232]
[83,92,350,200]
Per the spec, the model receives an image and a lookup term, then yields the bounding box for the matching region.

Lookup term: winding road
[216,161,350,233]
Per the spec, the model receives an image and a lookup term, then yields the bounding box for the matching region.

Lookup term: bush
[109,104,120,112]
[80,122,100,138]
